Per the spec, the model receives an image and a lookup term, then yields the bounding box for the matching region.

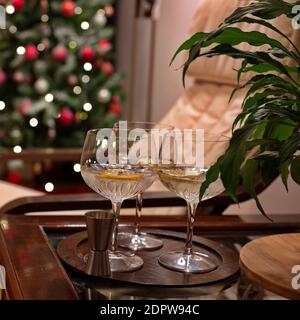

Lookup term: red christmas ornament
[94,59,103,69]
[112,95,120,104]
[97,39,111,55]
[80,47,95,61]
[68,74,78,86]
[109,102,121,116]
[58,108,74,127]
[101,62,113,77]
[13,71,25,83]
[12,0,24,11]
[0,70,6,86]
[24,44,39,61]
[7,170,21,185]
[59,0,75,17]
[52,45,68,62]
[18,99,32,114]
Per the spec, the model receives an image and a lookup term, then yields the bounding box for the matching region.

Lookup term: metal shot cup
[85,210,114,276]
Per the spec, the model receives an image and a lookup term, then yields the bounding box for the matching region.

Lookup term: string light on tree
[13,145,22,154]
[83,102,92,112]
[73,86,82,95]
[81,75,90,83]
[16,46,25,55]
[45,93,54,102]
[68,41,77,49]
[0,101,5,111]
[29,118,38,127]
[41,14,49,23]
[81,21,89,30]
[75,7,82,15]
[6,5,15,15]
[44,182,54,192]
[73,163,81,173]
[98,88,111,103]
[37,43,46,52]
[83,62,92,72]
[79,112,88,120]
[9,25,17,34]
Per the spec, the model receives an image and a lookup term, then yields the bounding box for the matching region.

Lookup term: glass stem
[184,201,198,256]
[111,201,122,252]
[133,193,143,236]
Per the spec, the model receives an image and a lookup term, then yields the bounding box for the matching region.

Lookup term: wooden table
[0,213,300,300]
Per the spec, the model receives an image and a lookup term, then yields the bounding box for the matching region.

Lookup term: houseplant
[172,0,300,217]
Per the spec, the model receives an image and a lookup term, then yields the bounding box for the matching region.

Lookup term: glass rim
[86,128,231,141]
[164,133,231,142]
[113,121,174,130]
[86,127,174,135]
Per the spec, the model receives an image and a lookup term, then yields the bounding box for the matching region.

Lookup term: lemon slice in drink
[96,169,143,181]
[159,169,204,183]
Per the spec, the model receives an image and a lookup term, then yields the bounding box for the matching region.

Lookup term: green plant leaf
[242,159,270,219]
[279,160,290,191]
[291,156,300,185]
[170,32,206,65]
[202,27,290,57]
[237,16,300,57]
[220,123,258,201]
[252,151,279,160]
[243,63,300,74]
[261,158,278,185]
[279,133,300,163]
[199,158,221,201]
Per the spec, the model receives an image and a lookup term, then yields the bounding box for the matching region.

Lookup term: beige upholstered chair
[160,0,299,135]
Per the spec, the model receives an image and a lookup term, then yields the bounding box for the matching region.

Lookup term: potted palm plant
[172,0,300,217]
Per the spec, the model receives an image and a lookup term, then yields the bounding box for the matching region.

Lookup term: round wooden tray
[57,229,239,287]
[240,233,300,300]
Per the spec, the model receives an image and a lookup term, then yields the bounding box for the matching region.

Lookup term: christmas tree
[0,0,125,149]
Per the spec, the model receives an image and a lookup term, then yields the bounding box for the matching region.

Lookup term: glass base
[108,250,144,272]
[118,232,163,251]
[158,251,218,273]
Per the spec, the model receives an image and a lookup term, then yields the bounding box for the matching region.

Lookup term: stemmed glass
[113,121,174,251]
[157,130,229,273]
[80,128,156,272]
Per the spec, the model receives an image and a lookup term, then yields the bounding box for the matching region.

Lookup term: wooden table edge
[0,220,79,300]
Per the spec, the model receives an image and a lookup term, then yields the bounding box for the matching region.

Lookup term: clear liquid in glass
[81,164,156,203]
[158,167,224,204]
